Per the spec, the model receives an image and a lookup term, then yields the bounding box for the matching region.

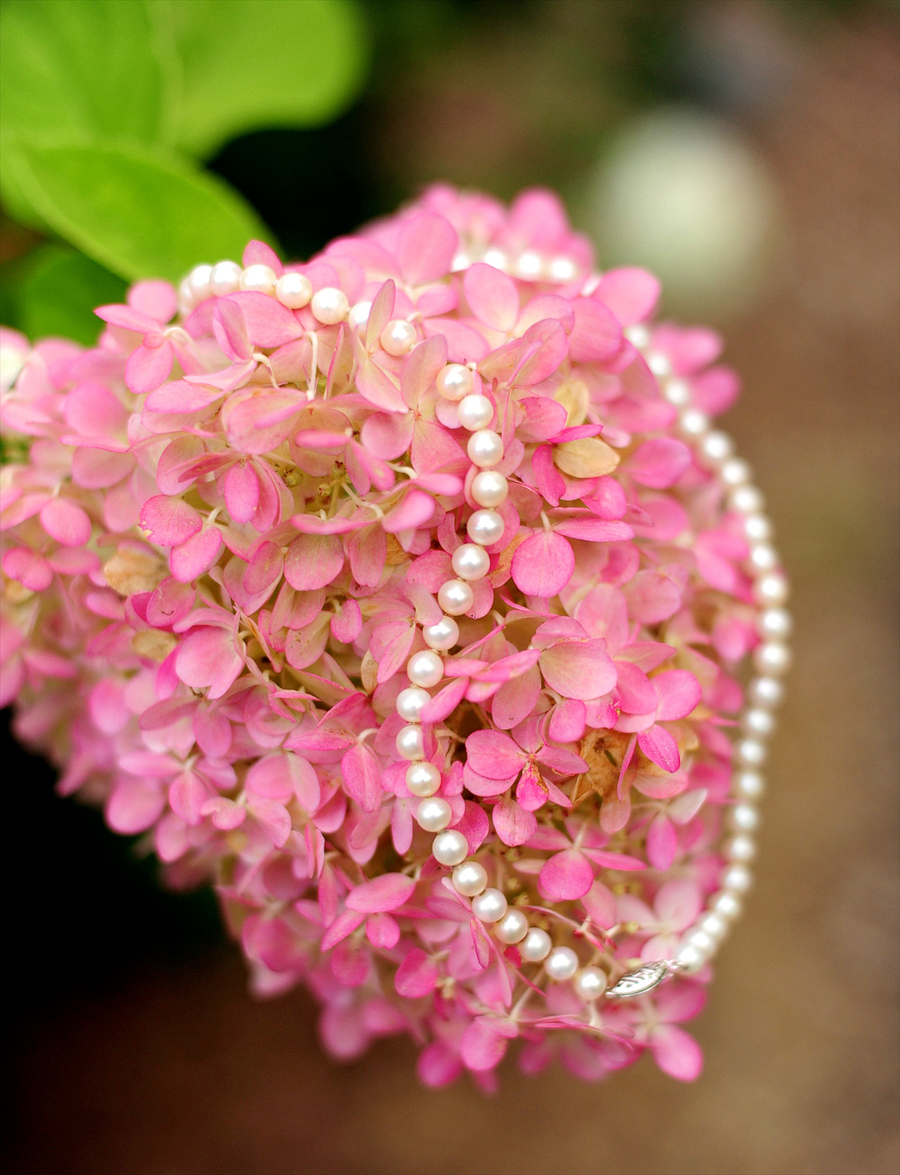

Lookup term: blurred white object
[587,108,780,317]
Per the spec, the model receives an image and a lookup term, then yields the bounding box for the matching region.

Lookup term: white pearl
[436,364,473,402]
[177,278,196,315]
[753,641,791,676]
[483,247,507,270]
[240,264,278,295]
[396,724,425,760]
[698,912,729,941]
[423,615,459,651]
[700,430,734,464]
[663,378,690,406]
[471,888,508,923]
[416,797,452,832]
[432,830,468,867]
[730,484,764,514]
[574,966,608,1001]
[471,470,508,508]
[675,943,706,972]
[380,318,417,356]
[758,608,792,640]
[753,572,789,606]
[647,352,672,378]
[514,250,544,280]
[437,579,474,616]
[451,543,490,582]
[679,408,709,437]
[276,273,313,309]
[457,394,494,431]
[721,457,751,486]
[209,260,243,296]
[544,946,579,981]
[396,686,430,723]
[749,676,784,709]
[742,707,775,738]
[450,251,471,272]
[406,761,441,797]
[520,927,552,962]
[711,891,742,920]
[744,514,773,543]
[188,263,213,301]
[407,650,444,688]
[737,737,767,767]
[684,928,715,956]
[310,287,349,324]
[348,300,372,329]
[734,770,765,800]
[748,543,778,573]
[452,861,488,897]
[495,909,529,944]
[722,863,753,894]
[624,324,650,348]
[728,802,760,834]
[549,256,577,282]
[726,833,757,863]
[466,509,504,547]
[467,430,504,468]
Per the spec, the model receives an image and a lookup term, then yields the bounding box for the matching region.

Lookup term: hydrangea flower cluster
[0,186,790,1088]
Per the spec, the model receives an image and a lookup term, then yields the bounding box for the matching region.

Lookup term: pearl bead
[753,641,791,676]
[520,927,552,962]
[457,394,494,431]
[380,318,417,356]
[416,797,452,832]
[743,707,775,738]
[471,888,508,923]
[722,863,753,894]
[698,911,729,941]
[483,247,507,270]
[549,256,577,282]
[276,273,312,309]
[396,686,430,723]
[406,761,441,797]
[188,263,213,301]
[467,429,504,468]
[544,946,579,981]
[178,278,195,315]
[728,802,760,834]
[647,352,672,378]
[437,579,474,616]
[721,457,751,486]
[514,250,544,280]
[396,724,425,760]
[209,260,243,296]
[749,676,784,709]
[423,615,459,651]
[574,966,608,1001]
[753,572,789,606]
[495,909,529,944]
[452,861,488,897]
[436,364,473,402]
[466,508,504,547]
[748,543,778,573]
[679,408,709,437]
[663,378,690,405]
[726,833,757,863]
[348,300,372,329]
[432,830,469,867]
[737,737,767,767]
[711,891,743,920]
[684,928,715,955]
[744,514,772,543]
[310,287,349,324]
[625,324,650,348]
[471,470,508,508]
[240,264,278,295]
[450,251,471,272]
[734,770,765,800]
[407,650,444,688]
[758,608,792,640]
[730,484,764,514]
[675,943,706,972]
[700,430,734,464]
[451,543,490,582]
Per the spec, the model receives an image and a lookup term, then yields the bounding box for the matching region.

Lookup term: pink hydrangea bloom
[0,186,776,1087]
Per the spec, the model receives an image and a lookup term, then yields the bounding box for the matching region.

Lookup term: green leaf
[18,244,127,347]
[162,0,369,158]
[5,140,273,284]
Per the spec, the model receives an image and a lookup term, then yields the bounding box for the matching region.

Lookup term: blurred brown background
[4,3,899,1173]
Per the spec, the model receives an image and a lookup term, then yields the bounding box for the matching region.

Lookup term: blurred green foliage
[18,245,127,346]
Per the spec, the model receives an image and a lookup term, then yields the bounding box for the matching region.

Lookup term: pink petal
[346,872,415,913]
[168,770,209,825]
[650,1024,703,1082]
[341,743,384,812]
[490,663,541,730]
[654,879,702,931]
[623,570,683,625]
[401,332,447,406]
[320,907,366,951]
[614,660,657,715]
[513,319,569,386]
[539,849,594,901]
[454,800,490,854]
[653,669,702,721]
[382,490,435,534]
[464,262,519,332]
[106,777,165,834]
[460,1019,509,1072]
[465,729,523,780]
[646,811,678,870]
[125,339,173,393]
[568,297,622,362]
[397,212,458,285]
[548,699,587,742]
[40,497,92,547]
[516,763,548,811]
[395,948,438,997]
[492,797,537,846]
[511,530,574,598]
[592,267,660,325]
[242,239,283,274]
[223,461,260,524]
[128,280,178,322]
[140,495,202,547]
[170,526,223,582]
[95,303,157,333]
[283,532,343,590]
[225,292,302,347]
[540,639,616,701]
[422,676,468,723]
[175,626,242,699]
[638,725,681,774]
[625,438,691,489]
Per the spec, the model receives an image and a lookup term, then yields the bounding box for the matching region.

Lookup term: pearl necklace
[178,253,790,1003]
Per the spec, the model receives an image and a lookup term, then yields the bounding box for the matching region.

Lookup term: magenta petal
[320,907,367,951]
[638,724,681,773]
[382,489,435,534]
[397,212,458,285]
[490,663,541,730]
[125,339,173,394]
[283,532,343,590]
[140,495,202,547]
[347,872,415,913]
[465,729,523,780]
[516,765,547,812]
[539,849,594,901]
[492,797,537,846]
[646,811,678,870]
[395,948,439,997]
[511,530,574,598]
[614,660,657,715]
[223,461,260,524]
[170,526,223,582]
[540,639,617,701]
[340,744,383,812]
[460,1019,509,1072]
[650,1024,703,1082]
[464,262,520,332]
[242,239,283,275]
[625,438,691,489]
[568,297,622,362]
[422,676,468,723]
[653,669,702,721]
[592,267,660,325]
